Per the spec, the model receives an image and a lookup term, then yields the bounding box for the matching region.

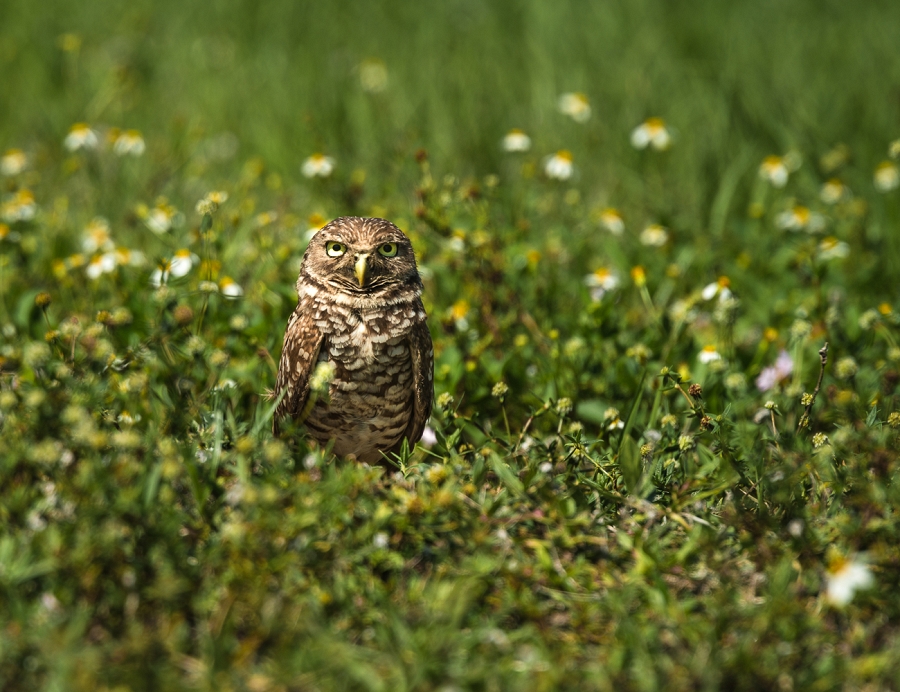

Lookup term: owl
[273,216,434,465]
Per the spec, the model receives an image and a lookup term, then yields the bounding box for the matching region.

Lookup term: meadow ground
[2,0,900,689]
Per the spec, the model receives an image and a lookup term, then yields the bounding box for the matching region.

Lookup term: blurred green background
[4,0,899,212]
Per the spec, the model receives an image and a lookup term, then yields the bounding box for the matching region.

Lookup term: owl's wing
[402,318,434,446]
[273,302,324,435]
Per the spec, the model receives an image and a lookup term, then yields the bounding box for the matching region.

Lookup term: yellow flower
[874,161,899,192]
[630,117,671,151]
[502,129,531,152]
[544,150,573,180]
[557,93,591,123]
[302,153,335,178]
[599,208,624,235]
[759,155,789,188]
[0,149,27,176]
[630,266,646,286]
[64,123,99,151]
[113,129,146,156]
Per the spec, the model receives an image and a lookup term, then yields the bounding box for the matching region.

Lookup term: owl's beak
[354,253,370,288]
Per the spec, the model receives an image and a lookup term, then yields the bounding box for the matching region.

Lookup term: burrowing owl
[273,217,433,464]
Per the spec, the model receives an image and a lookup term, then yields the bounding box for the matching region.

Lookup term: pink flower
[756,350,793,392]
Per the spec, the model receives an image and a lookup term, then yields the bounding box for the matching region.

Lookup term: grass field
[3,1,900,689]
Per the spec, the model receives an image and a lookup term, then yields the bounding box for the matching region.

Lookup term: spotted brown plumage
[273,217,434,464]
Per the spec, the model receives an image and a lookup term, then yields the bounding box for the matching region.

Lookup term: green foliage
[3,0,900,689]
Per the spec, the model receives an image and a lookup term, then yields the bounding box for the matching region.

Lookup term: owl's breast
[303,302,421,463]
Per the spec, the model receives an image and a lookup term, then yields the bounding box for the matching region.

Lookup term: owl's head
[300,217,422,298]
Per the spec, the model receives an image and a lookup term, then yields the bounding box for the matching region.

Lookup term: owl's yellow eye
[378,242,398,257]
[325,241,347,257]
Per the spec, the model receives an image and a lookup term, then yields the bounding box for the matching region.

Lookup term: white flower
[86,252,117,279]
[599,208,624,235]
[544,150,573,180]
[143,201,180,234]
[630,117,672,151]
[639,224,668,247]
[82,217,114,253]
[1,149,27,176]
[557,93,591,123]
[775,205,825,233]
[502,129,531,152]
[219,277,244,299]
[1,189,37,222]
[701,276,732,302]
[372,532,389,549]
[64,123,99,151]
[825,557,873,606]
[874,161,899,192]
[818,236,849,260]
[820,179,847,204]
[584,268,619,302]
[113,248,145,267]
[607,417,624,431]
[302,153,335,178]
[420,425,437,448]
[759,155,790,188]
[170,249,196,277]
[150,249,197,287]
[698,345,721,364]
[359,59,388,93]
[113,130,146,156]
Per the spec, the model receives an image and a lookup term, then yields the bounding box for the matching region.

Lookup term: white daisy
[874,161,899,192]
[64,123,99,151]
[544,150,573,180]
[639,224,669,247]
[759,155,790,188]
[0,149,27,176]
[818,237,849,260]
[302,153,335,178]
[825,557,873,607]
[583,267,620,302]
[630,117,672,151]
[502,129,531,152]
[599,208,624,235]
[82,217,114,253]
[86,252,117,279]
[219,277,244,299]
[701,276,732,301]
[698,345,721,364]
[557,93,591,123]
[113,129,146,156]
